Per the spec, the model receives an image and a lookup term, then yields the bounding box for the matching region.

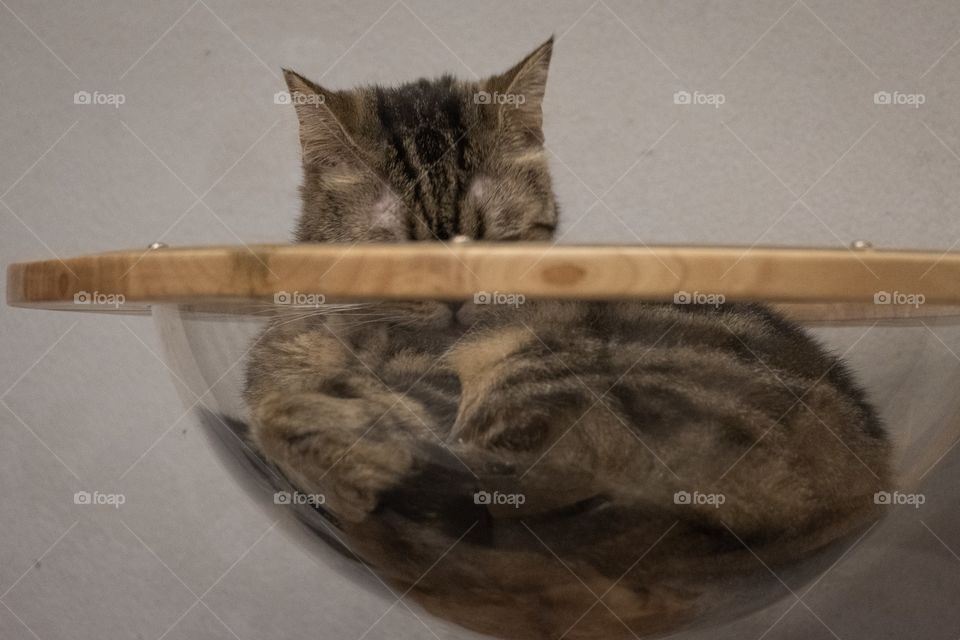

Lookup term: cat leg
[249,387,439,522]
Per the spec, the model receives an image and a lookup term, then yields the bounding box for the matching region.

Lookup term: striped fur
[284,39,558,243]
[244,39,891,640]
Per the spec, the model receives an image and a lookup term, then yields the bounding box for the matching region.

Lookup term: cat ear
[282,69,362,166]
[487,37,553,147]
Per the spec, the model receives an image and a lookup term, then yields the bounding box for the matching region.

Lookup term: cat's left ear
[487,37,553,147]
[282,69,363,167]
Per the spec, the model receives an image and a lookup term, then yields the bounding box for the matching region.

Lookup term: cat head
[283,38,557,243]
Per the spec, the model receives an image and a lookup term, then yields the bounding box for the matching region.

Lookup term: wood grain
[6,244,960,320]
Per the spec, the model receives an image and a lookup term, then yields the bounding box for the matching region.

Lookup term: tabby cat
[243,39,891,639]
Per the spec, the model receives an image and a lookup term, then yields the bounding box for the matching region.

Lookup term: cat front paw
[250,391,425,522]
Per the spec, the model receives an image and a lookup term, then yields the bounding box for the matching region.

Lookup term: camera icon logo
[74,490,92,505]
[474,91,492,104]
[673,490,691,505]
[474,291,491,305]
[274,491,292,505]
[673,90,691,105]
[673,291,691,304]
[274,91,292,105]
[873,291,891,304]
[874,491,891,505]
[474,490,492,505]
[873,91,892,105]
[74,291,91,304]
[73,90,92,105]
[274,291,291,305]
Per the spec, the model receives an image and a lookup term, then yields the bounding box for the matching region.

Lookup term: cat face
[283,39,558,243]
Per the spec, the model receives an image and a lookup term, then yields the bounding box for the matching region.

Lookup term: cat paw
[250,391,425,522]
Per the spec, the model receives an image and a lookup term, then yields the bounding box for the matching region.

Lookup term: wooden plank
[6,244,960,317]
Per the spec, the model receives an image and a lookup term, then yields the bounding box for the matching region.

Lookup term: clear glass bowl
[152,299,960,640]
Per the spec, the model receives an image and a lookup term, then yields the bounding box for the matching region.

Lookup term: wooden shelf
[7,243,960,320]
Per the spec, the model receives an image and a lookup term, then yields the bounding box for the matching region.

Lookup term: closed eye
[529,222,556,233]
[489,223,555,242]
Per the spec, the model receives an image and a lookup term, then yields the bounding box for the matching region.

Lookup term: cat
[243,38,892,639]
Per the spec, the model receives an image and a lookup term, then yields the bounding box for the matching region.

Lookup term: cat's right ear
[486,37,554,148]
[282,69,361,166]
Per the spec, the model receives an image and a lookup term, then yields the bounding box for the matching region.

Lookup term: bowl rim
[6,243,960,317]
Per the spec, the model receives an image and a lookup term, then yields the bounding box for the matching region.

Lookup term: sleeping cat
[243,39,891,639]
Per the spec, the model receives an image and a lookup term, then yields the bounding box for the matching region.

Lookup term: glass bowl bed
[7,243,960,640]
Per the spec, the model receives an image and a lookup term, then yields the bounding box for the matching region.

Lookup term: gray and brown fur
[284,38,557,243]
[244,39,891,640]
